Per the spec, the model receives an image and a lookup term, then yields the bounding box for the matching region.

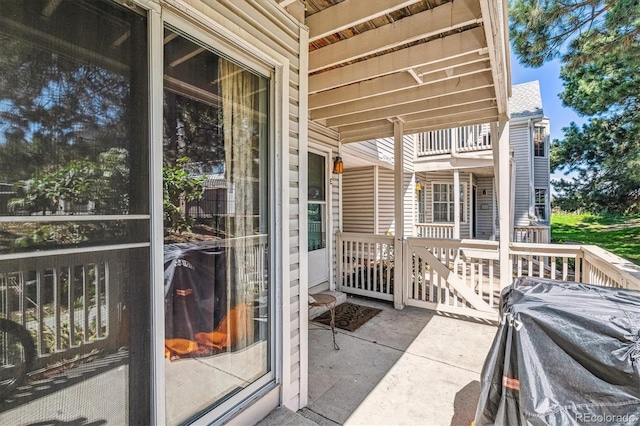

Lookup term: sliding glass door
[0,1,151,423]
[162,26,272,425]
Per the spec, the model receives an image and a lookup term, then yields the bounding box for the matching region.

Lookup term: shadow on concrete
[306,296,435,425]
[450,380,481,426]
[305,295,497,425]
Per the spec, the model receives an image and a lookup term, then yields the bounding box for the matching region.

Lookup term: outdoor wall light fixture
[415,181,422,191]
[482,189,487,196]
[333,156,343,174]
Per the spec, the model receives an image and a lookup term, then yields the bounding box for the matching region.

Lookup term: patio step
[308,291,347,320]
[255,407,319,426]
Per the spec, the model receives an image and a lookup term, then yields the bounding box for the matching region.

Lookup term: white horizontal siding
[343,167,375,233]
[510,123,531,227]
[341,135,415,172]
[377,168,395,234]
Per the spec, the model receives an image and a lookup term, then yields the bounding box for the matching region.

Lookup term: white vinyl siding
[510,122,532,227]
[342,167,376,233]
[377,168,396,234]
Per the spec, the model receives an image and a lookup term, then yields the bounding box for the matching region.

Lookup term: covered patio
[260,295,497,425]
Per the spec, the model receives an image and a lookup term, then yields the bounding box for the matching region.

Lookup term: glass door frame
[144,3,285,424]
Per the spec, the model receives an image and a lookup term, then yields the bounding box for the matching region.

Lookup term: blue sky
[509,51,587,143]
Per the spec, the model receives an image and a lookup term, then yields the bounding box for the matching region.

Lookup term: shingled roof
[509,80,544,120]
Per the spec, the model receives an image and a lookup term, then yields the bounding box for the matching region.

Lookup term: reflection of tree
[163,92,225,173]
[9,148,130,215]
[163,157,204,233]
[0,36,130,182]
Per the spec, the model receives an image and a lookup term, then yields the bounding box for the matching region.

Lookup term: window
[308,152,326,251]
[162,27,271,425]
[432,183,466,223]
[0,1,151,423]
[535,188,547,220]
[534,127,546,157]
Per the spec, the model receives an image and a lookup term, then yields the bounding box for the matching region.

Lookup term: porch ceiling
[284,0,511,144]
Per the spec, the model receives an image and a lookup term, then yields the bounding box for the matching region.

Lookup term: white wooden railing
[509,242,640,290]
[456,124,492,153]
[335,232,640,320]
[416,124,492,156]
[513,226,550,243]
[406,238,499,320]
[415,223,454,239]
[336,233,395,301]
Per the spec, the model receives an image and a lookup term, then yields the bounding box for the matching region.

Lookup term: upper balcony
[414,124,494,172]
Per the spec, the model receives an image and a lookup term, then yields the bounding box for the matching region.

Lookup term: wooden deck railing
[415,223,454,239]
[406,238,500,320]
[416,124,492,157]
[336,232,640,320]
[509,242,640,290]
[513,225,550,243]
[336,233,395,301]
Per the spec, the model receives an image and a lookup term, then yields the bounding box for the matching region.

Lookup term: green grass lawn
[551,212,640,265]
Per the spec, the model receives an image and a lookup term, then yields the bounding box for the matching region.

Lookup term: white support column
[453,169,460,239]
[393,119,405,310]
[494,117,512,287]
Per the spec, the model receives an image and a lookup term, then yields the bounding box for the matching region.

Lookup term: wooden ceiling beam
[404,108,499,133]
[313,71,493,121]
[329,88,495,129]
[479,0,510,116]
[339,108,499,144]
[309,57,490,111]
[401,99,497,123]
[307,0,420,42]
[339,124,395,144]
[309,0,482,72]
[417,53,490,77]
[309,26,486,93]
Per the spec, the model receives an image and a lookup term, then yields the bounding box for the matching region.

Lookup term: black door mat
[313,302,382,332]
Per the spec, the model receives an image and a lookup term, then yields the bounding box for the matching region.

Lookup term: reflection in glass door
[162,27,272,425]
[308,152,328,286]
[0,1,151,424]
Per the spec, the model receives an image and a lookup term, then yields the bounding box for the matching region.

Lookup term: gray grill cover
[475,277,640,425]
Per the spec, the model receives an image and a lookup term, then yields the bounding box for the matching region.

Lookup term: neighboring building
[509,81,551,243]
[341,81,550,243]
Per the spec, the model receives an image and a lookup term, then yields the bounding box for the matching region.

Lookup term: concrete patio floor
[299,295,498,425]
